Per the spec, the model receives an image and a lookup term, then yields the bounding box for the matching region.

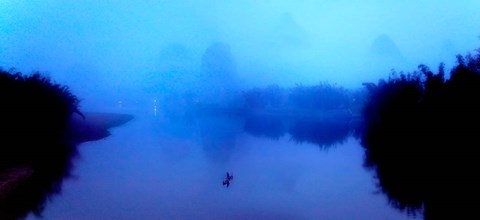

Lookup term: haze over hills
[363,34,411,81]
[369,34,405,61]
[2,1,480,109]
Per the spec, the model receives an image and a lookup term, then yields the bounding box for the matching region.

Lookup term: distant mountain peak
[370,34,403,59]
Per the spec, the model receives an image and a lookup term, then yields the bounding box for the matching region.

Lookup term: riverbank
[0,112,133,219]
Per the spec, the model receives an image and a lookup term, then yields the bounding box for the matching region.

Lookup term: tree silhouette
[0,68,82,219]
[361,48,480,219]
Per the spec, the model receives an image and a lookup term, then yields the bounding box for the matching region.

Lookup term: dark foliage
[361,49,480,219]
[242,84,286,110]
[241,82,361,149]
[289,82,351,110]
[0,68,82,219]
[241,82,359,112]
[242,88,269,109]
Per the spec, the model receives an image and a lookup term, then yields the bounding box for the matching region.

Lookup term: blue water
[27,107,413,220]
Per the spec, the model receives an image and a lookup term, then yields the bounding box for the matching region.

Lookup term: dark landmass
[0,68,133,219]
[68,112,135,143]
[361,49,480,219]
[191,82,364,150]
[0,112,133,219]
[163,81,366,126]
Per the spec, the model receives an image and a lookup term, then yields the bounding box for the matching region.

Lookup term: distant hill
[369,34,405,61]
[364,34,410,76]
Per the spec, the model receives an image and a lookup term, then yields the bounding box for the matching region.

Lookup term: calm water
[27,107,414,220]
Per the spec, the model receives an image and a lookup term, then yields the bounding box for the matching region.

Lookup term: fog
[3,1,480,219]
[2,0,480,110]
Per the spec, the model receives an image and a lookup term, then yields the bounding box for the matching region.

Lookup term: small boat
[222,172,233,187]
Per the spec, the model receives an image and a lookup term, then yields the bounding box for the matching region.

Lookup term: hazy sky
[1,0,480,97]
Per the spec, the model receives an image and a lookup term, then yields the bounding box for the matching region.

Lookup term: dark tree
[0,68,82,219]
[361,48,480,219]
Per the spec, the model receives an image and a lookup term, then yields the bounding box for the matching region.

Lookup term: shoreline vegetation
[361,48,480,219]
[1,43,479,219]
[0,68,133,219]
[187,45,480,219]
[179,82,366,128]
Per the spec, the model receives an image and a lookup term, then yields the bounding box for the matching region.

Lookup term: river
[27,107,414,220]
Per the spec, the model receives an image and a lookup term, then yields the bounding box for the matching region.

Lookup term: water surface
[28,107,413,219]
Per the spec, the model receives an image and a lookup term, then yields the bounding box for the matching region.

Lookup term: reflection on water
[244,114,361,149]
[244,115,286,140]
[0,113,132,219]
[26,108,412,220]
[359,57,480,219]
[197,115,243,165]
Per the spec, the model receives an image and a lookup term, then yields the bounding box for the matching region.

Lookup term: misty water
[4,1,480,219]
[26,104,413,220]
